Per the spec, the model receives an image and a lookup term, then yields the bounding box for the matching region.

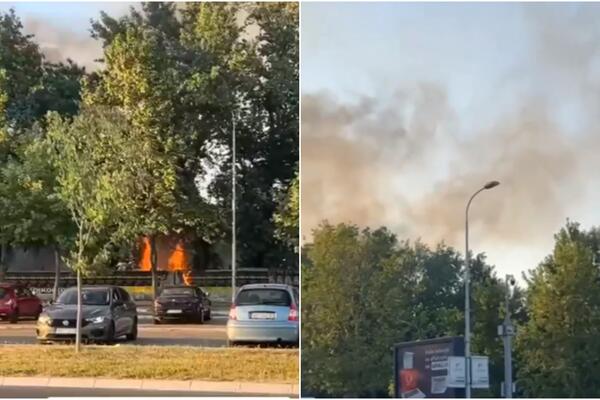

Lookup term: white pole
[465,200,473,399]
[465,182,499,398]
[231,112,236,303]
[504,275,514,399]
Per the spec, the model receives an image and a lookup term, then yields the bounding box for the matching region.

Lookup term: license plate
[55,328,76,335]
[167,309,183,314]
[251,312,275,320]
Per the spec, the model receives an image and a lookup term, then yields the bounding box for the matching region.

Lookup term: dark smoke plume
[301,5,600,257]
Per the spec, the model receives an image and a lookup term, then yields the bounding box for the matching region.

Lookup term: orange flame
[140,237,151,271]
[168,241,188,271]
[183,270,193,286]
[138,236,191,280]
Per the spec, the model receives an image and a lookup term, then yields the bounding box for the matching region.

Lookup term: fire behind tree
[138,236,193,286]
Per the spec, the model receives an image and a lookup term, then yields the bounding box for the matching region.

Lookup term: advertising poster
[394,337,465,398]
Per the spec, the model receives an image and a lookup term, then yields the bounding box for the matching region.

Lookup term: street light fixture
[465,180,500,398]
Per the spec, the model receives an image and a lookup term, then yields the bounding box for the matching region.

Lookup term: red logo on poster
[400,369,419,392]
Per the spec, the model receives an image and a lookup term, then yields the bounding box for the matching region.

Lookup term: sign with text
[471,356,490,389]
[446,356,466,388]
[394,337,465,398]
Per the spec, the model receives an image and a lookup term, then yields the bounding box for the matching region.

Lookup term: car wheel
[197,310,205,324]
[126,318,138,341]
[153,318,162,325]
[227,339,236,347]
[34,306,42,320]
[9,309,19,324]
[206,309,211,321]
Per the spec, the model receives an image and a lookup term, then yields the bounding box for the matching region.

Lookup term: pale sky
[0,2,135,70]
[301,2,600,281]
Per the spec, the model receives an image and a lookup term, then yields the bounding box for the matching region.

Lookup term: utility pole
[499,274,516,398]
[465,180,500,398]
[231,111,237,303]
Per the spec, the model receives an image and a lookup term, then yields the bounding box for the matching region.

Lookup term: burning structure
[138,235,196,287]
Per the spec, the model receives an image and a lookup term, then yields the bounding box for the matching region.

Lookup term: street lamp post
[465,180,500,398]
[499,274,516,399]
[231,112,237,303]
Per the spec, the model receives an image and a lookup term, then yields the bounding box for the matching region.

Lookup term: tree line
[0,1,299,300]
[302,221,600,397]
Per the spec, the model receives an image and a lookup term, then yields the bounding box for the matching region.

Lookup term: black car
[36,285,138,343]
[154,286,211,324]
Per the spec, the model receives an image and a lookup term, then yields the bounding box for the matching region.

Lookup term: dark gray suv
[36,285,138,343]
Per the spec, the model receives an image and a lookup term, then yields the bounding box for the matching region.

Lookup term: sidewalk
[0,376,298,396]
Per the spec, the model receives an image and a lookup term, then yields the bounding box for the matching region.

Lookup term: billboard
[394,336,465,398]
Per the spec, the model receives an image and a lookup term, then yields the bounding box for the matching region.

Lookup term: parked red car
[0,283,43,324]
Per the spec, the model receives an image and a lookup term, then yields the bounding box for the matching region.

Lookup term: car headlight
[85,316,106,324]
[38,314,52,325]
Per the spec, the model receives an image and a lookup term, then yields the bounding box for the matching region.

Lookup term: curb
[0,376,298,396]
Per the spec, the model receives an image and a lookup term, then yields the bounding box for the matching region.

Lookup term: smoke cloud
[18,3,135,71]
[301,6,600,258]
[22,16,103,71]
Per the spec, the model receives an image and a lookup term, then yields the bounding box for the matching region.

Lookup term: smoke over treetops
[22,16,103,71]
[301,6,600,261]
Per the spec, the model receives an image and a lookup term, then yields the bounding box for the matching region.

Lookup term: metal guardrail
[3,268,298,288]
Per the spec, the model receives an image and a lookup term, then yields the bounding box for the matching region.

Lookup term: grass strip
[0,345,298,383]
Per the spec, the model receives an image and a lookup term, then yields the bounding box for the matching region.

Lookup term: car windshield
[236,289,291,307]
[161,287,195,296]
[57,288,110,306]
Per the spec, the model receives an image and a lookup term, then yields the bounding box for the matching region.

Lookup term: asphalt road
[0,386,280,397]
[0,318,228,347]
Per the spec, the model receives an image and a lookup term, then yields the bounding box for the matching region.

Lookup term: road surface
[0,319,228,347]
[0,386,280,397]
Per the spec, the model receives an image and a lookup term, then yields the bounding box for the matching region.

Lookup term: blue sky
[301,2,600,279]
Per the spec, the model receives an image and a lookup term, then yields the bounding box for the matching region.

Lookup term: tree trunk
[52,247,60,302]
[0,243,7,282]
[150,235,158,301]
[75,268,82,353]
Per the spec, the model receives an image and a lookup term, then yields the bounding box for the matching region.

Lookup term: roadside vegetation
[302,221,600,397]
[0,345,298,383]
[0,2,299,352]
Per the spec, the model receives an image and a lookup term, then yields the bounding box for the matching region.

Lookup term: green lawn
[0,345,298,383]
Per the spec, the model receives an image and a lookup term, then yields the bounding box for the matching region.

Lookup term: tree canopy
[0,3,299,282]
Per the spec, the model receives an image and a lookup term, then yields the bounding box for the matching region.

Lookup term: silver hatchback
[226,283,299,346]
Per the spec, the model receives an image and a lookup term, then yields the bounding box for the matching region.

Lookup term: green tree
[274,168,299,250]
[46,107,144,351]
[516,222,600,397]
[0,8,43,132]
[302,222,525,397]
[203,2,300,273]
[0,8,84,281]
[87,2,227,297]
[0,133,75,296]
[302,223,404,396]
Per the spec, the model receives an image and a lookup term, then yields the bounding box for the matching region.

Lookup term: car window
[0,288,8,299]
[119,288,131,302]
[57,288,110,305]
[236,289,291,307]
[16,288,30,298]
[112,289,121,303]
[162,287,195,296]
